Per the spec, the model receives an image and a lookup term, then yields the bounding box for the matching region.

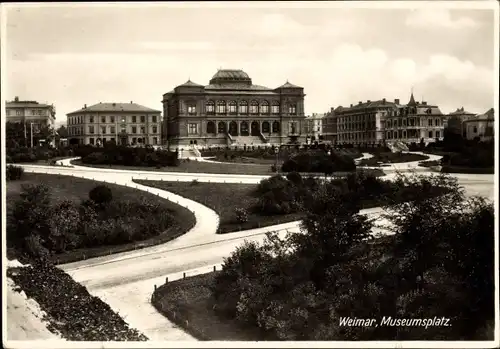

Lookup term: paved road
[7,156,494,341]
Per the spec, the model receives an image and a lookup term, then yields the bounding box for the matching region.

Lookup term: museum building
[162,69,307,147]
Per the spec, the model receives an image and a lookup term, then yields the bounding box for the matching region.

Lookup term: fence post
[183,272,186,279]
[213,265,216,272]
[165,277,168,283]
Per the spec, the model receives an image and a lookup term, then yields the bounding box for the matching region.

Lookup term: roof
[67,102,161,115]
[6,101,53,108]
[277,81,302,89]
[448,107,476,116]
[341,99,397,111]
[204,83,274,91]
[176,79,204,88]
[415,106,443,115]
[211,69,250,81]
[465,108,495,122]
[407,92,417,106]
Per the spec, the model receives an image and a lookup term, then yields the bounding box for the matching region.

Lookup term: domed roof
[209,69,252,85]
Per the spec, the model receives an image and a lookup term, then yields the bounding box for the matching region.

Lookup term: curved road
[7,155,495,341]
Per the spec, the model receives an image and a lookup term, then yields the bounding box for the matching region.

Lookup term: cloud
[405,9,477,29]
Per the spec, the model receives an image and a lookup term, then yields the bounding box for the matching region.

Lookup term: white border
[1,1,498,348]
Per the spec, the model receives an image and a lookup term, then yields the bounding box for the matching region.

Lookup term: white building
[305,113,325,143]
[463,108,494,142]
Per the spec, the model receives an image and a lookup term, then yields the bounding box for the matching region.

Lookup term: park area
[6,172,195,264]
[150,172,495,341]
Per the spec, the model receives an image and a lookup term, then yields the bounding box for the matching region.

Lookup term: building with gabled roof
[463,108,495,142]
[66,101,162,146]
[162,68,307,147]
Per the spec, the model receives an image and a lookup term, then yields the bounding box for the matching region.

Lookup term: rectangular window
[473,126,478,133]
[229,104,237,113]
[141,126,146,134]
[428,119,433,127]
[435,118,440,127]
[152,115,157,123]
[132,115,137,123]
[188,123,198,135]
[110,126,116,133]
[101,116,105,123]
[239,104,248,114]
[89,115,94,123]
[153,137,158,145]
[101,126,106,134]
[110,116,115,123]
[428,131,433,138]
[132,126,137,134]
[250,104,258,114]
[89,138,95,145]
[206,104,215,113]
[288,105,297,114]
[435,131,440,138]
[187,106,196,115]
[89,125,95,134]
[16,110,22,116]
[120,127,126,134]
[141,115,145,123]
[260,104,269,114]
[132,137,137,144]
[216,104,225,114]
[152,126,158,133]
[110,138,115,143]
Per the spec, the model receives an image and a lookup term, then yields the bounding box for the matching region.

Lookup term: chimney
[367,100,371,103]
[358,101,362,105]
[394,99,400,104]
[14,96,19,102]
[350,103,353,107]
[130,101,133,104]
[112,103,116,107]
[416,101,420,105]
[330,107,334,113]
[382,98,386,104]
[84,104,87,108]
[422,101,427,106]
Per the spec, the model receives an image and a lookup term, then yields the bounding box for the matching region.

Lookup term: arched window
[250,100,259,114]
[228,101,237,114]
[239,101,248,114]
[271,101,280,114]
[218,122,227,134]
[251,121,260,136]
[288,104,297,114]
[206,121,216,134]
[229,121,238,136]
[260,101,269,114]
[262,121,270,133]
[272,121,280,133]
[206,101,215,114]
[240,121,249,136]
[216,101,226,114]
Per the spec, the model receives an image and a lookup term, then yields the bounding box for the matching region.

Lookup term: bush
[286,171,303,185]
[6,165,24,181]
[88,185,113,206]
[234,207,249,224]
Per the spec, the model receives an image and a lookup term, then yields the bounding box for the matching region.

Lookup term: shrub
[6,165,24,181]
[286,171,303,185]
[47,200,81,253]
[88,185,113,206]
[234,207,249,223]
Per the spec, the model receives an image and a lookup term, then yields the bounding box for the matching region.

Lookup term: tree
[56,125,68,138]
[6,122,28,148]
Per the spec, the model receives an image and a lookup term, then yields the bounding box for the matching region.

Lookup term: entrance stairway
[231,136,263,145]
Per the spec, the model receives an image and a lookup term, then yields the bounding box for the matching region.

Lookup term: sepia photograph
[1,1,498,348]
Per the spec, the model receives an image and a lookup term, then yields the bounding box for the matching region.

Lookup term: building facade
[323,93,447,146]
[463,108,494,142]
[446,107,477,137]
[305,113,325,143]
[5,96,56,129]
[162,69,307,147]
[66,102,162,146]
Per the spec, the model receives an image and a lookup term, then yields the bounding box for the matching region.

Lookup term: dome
[209,69,252,85]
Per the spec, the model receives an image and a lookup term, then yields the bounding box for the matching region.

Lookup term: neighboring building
[5,96,57,147]
[463,108,495,142]
[323,92,447,146]
[446,107,477,136]
[66,102,162,146]
[162,69,307,147]
[5,96,56,129]
[305,113,325,143]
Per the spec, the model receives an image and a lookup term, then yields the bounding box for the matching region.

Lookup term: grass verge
[6,173,196,264]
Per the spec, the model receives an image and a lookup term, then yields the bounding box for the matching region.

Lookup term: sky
[2,1,497,127]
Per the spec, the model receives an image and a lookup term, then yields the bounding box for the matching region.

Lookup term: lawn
[133,180,302,233]
[151,235,396,341]
[72,159,274,175]
[358,152,429,166]
[206,154,277,165]
[6,173,196,264]
[73,159,386,178]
